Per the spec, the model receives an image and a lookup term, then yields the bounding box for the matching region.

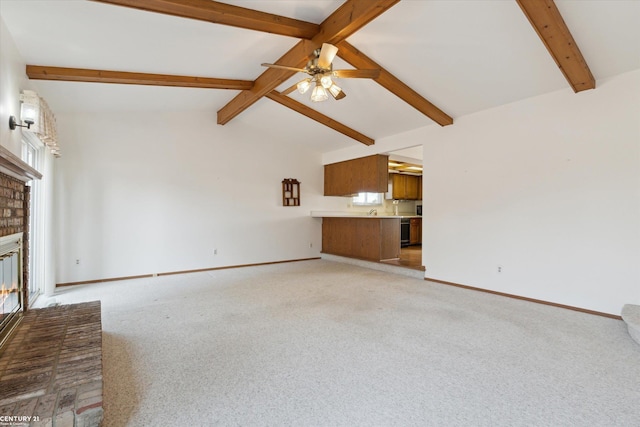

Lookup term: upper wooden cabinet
[391,173,422,200]
[324,154,388,196]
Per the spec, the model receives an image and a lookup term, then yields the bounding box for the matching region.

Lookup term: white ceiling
[1,0,639,153]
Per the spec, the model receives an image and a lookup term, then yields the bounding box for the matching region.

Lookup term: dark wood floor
[381,245,423,270]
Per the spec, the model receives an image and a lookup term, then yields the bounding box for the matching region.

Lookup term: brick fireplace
[0,232,24,342]
[0,145,40,348]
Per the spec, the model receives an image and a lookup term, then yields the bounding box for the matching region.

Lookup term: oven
[400,218,410,247]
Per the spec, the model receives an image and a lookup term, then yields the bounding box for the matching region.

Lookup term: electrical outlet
[213,249,218,255]
[75,259,80,265]
[497,265,502,273]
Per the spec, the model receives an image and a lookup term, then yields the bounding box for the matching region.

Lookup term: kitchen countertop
[310,211,421,219]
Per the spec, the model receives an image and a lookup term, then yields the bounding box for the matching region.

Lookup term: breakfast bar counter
[311,211,402,262]
[310,211,420,219]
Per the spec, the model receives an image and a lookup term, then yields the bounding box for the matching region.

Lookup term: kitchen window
[352,192,383,206]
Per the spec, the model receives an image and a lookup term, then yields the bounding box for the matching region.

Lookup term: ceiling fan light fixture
[328,83,342,98]
[320,75,333,89]
[297,78,311,94]
[310,84,328,102]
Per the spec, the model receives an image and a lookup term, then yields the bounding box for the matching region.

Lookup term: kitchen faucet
[368,208,377,216]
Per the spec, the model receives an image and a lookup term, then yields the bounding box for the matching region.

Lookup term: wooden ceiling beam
[336,41,453,127]
[90,0,319,39]
[26,65,253,90]
[217,0,400,125]
[266,91,374,146]
[218,39,317,125]
[516,0,595,92]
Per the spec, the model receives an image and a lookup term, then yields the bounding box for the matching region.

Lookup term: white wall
[54,111,335,283]
[0,16,28,155]
[0,15,57,300]
[321,130,432,165]
[377,70,640,315]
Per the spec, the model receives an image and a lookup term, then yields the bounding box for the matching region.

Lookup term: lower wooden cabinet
[409,218,422,245]
[321,217,400,261]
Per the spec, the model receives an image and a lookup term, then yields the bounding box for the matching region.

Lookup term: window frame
[21,134,45,306]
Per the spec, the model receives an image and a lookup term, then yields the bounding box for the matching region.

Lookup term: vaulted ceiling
[1,0,639,153]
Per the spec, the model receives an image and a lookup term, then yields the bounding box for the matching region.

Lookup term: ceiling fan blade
[331,90,347,100]
[281,82,299,95]
[332,69,381,79]
[317,43,339,69]
[261,63,307,73]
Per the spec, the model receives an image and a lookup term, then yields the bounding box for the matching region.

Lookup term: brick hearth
[0,302,103,427]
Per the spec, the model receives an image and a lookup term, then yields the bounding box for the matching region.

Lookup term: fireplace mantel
[0,145,42,182]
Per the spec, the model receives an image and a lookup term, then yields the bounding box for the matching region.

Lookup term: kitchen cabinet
[406,175,420,199]
[321,216,400,261]
[324,154,388,196]
[391,174,422,200]
[391,174,407,199]
[409,218,422,245]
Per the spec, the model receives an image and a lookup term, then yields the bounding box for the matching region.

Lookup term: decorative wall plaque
[282,179,300,206]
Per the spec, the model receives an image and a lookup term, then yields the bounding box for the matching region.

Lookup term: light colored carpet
[622,304,640,345]
[38,260,639,426]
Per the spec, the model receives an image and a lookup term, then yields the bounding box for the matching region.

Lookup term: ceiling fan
[262,43,380,102]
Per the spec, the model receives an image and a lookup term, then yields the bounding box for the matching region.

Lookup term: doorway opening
[385,145,423,271]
